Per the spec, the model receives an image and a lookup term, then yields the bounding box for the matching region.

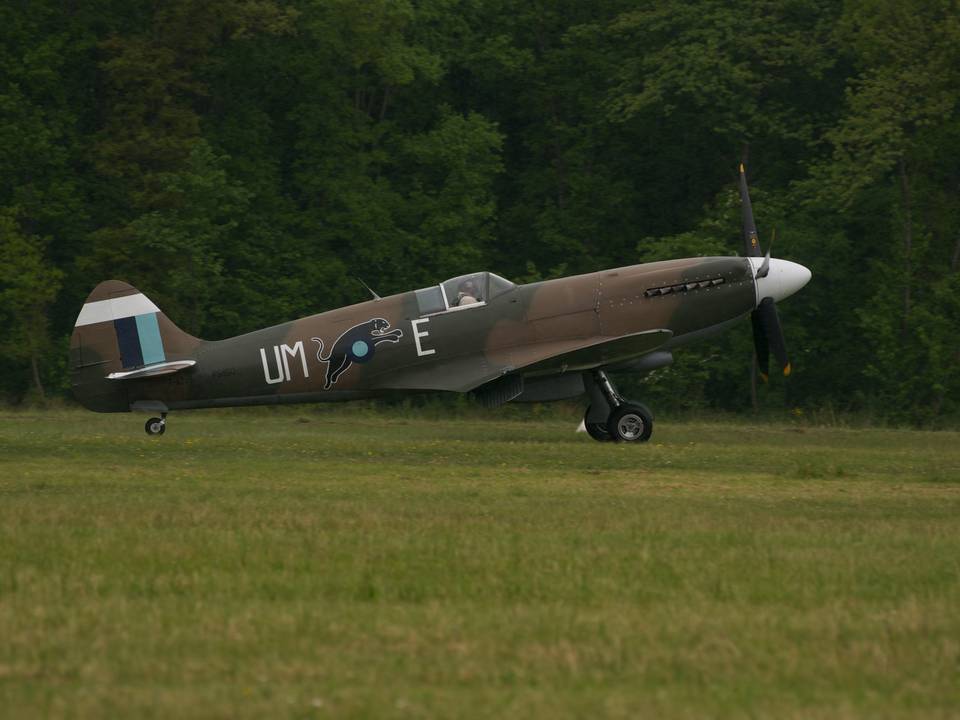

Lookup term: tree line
[1,0,957,423]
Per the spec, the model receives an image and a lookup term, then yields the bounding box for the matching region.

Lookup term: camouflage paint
[70,257,757,414]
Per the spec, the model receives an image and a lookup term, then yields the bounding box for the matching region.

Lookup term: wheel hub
[617,413,645,440]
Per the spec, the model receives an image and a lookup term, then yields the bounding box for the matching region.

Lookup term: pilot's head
[459,279,478,297]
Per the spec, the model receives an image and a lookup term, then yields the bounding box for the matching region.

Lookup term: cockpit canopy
[414,272,515,316]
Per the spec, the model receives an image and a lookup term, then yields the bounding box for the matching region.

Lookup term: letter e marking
[411,318,435,357]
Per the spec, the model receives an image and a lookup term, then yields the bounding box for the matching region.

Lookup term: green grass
[1,407,959,718]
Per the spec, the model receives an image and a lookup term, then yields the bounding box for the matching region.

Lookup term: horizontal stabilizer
[106,360,196,381]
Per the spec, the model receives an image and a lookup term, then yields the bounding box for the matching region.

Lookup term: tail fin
[70,280,201,412]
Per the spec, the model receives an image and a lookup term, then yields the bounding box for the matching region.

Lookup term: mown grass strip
[1,409,958,718]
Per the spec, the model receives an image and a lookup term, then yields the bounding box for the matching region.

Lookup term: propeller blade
[750,308,770,381]
[740,165,794,382]
[755,227,774,278]
[739,163,762,257]
[756,297,791,377]
[755,249,771,279]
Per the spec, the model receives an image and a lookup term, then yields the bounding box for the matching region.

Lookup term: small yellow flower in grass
[791,407,804,417]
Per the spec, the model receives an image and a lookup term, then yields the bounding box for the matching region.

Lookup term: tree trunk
[897,158,913,337]
[30,351,45,401]
[547,95,567,211]
[939,230,960,416]
[378,86,393,122]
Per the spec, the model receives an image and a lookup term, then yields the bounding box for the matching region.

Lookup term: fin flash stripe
[136,313,165,365]
[75,293,160,327]
[114,312,166,369]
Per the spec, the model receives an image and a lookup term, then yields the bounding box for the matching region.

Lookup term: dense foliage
[1,0,957,422]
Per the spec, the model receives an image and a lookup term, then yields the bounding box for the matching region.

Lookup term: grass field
[1,407,959,719]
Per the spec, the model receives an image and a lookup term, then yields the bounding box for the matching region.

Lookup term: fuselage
[72,256,787,413]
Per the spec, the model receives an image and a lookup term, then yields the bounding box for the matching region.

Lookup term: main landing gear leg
[582,370,654,443]
[145,412,167,436]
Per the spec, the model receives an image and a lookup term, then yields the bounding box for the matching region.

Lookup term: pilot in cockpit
[456,279,481,306]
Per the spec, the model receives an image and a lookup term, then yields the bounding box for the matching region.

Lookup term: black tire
[622,400,654,421]
[585,422,612,442]
[583,406,612,442]
[607,404,653,443]
[145,417,166,436]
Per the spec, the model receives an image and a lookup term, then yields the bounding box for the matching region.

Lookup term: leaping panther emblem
[312,318,404,389]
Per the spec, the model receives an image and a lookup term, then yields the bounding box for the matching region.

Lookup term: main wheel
[622,400,654,421]
[585,422,612,441]
[583,405,612,442]
[607,405,653,443]
[145,417,166,436]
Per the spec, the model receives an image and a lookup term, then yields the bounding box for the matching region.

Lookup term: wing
[512,328,672,376]
[374,329,672,393]
[372,355,501,393]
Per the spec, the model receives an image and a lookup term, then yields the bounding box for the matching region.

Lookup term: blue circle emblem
[351,340,369,358]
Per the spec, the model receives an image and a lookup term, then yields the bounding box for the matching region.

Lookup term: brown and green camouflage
[70,256,760,415]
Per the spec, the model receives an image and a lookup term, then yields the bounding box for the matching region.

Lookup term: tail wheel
[607,405,653,443]
[145,417,166,436]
